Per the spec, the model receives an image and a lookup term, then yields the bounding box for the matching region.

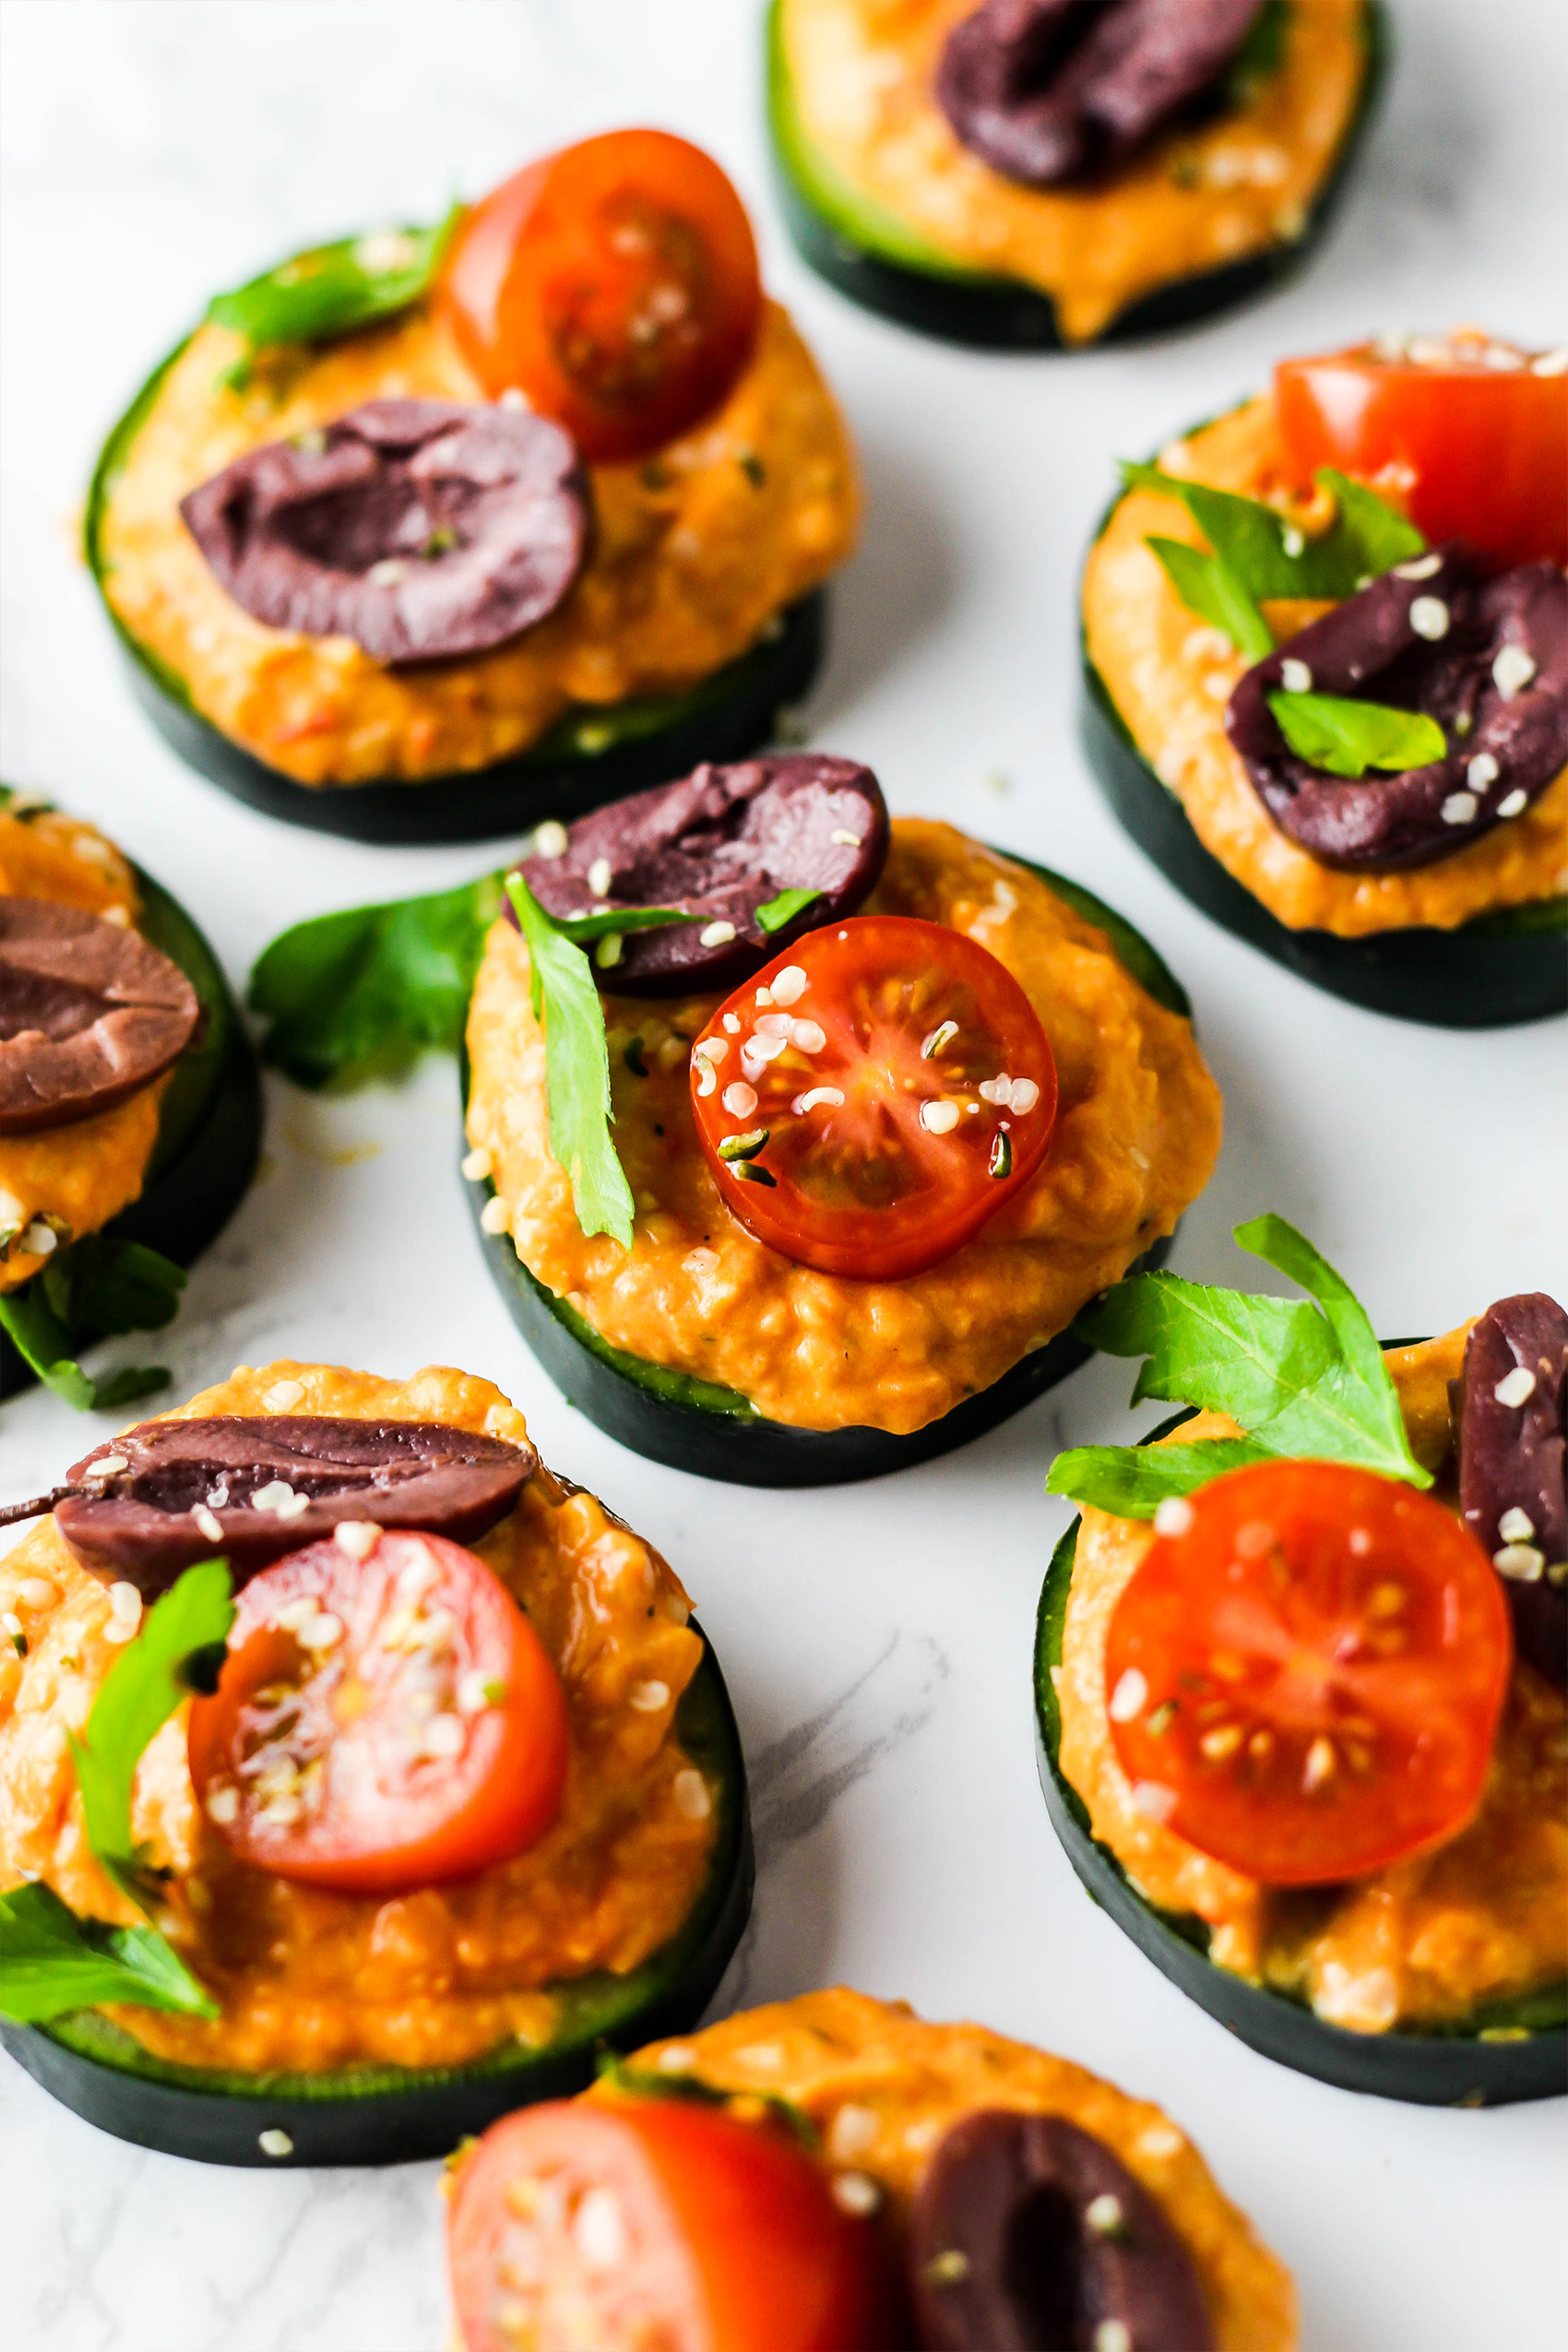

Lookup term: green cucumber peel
[1266,690,1446,778]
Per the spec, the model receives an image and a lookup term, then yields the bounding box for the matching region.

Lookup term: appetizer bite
[249,754,1222,1485]
[0,1361,751,2163]
[1,790,260,1408]
[1083,330,1568,1024]
[1036,1218,1566,2103]
[88,132,857,842]
[445,1987,1297,2350]
[769,0,1383,349]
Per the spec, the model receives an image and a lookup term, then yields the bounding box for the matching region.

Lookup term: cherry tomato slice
[448,2096,894,2352]
[689,917,1058,1281]
[1274,334,1568,571]
[187,1530,568,1895]
[1105,1460,1513,1886]
[441,129,762,463]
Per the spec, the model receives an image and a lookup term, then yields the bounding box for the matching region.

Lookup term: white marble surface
[2,2,1565,2346]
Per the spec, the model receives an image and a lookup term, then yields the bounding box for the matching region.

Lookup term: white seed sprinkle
[1499,1507,1536,1544]
[1280,526,1304,559]
[694,1034,731,1066]
[1137,2122,1182,2161]
[754,1012,791,1038]
[89,1454,128,1479]
[722,1082,758,1119]
[1086,2193,1125,2236]
[264,1379,305,1412]
[1496,789,1528,819]
[830,2171,881,2216]
[461,1146,492,1182]
[533,820,569,859]
[792,1087,845,1114]
[297,1612,343,1653]
[700,921,736,947]
[1109,1669,1148,1723]
[829,829,862,848]
[673,1768,711,1820]
[16,1578,57,1610]
[1531,348,1568,376]
[594,932,624,969]
[1203,671,1234,703]
[1,1612,20,1639]
[1131,1781,1177,1823]
[454,1669,495,1715]
[1492,643,1537,698]
[1441,791,1479,826]
[20,1222,57,1258]
[1007,1077,1040,1115]
[1467,753,1500,790]
[695,1061,717,1097]
[978,1075,1012,1106]
[721,1012,742,1033]
[422,1712,466,1759]
[1130,1146,1151,1170]
[275,1596,321,1633]
[1348,1526,1372,1556]
[828,2104,879,2161]
[629,1679,671,1712]
[108,1583,142,1626]
[790,1018,826,1052]
[587,856,613,898]
[335,1519,380,1562]
[575,2186,627,2272]
[683,1246,719,1278]
[499,384,531,410]
[920,1099,961,1135]
[206,1782,240,1825]
[258,2128,294,2158]
[251,1480,296,1515]
[1494,1544,1545,1584]
[1303,1736,1337,1792]
[1409,597,1449,641]
[770,965,808,1005]
[480,1195,511,1235]
[1495,1366,1537,1408]
[655,2043,697,2073]
[1095,2323,1133,2352]
[366,558,407,588]
[1153,1495,1194,1538]
[1393,552,1443,581]
[1279,658,1313,694]
[193,1505,224,1544]
[754,986,773,1007]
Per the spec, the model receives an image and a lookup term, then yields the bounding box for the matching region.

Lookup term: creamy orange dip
[96,299,858,789]
[1055,1328,1568,2033]
[1084,398,1568,935]
[778,0,1370,344]
[0,1360,718,2074]
[616,1988,1295,2352]
[466,820,1221,1436]
[0,806,169,1293]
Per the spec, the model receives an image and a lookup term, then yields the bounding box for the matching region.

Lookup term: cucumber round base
[1034,1520,1568,2106]
[0,1634,753,2164]
[766,0,1386,351]
[0,858,262,1399]
[1082,669,1568,1028]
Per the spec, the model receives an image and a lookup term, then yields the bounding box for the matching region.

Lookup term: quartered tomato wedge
[689,917,1058,1281]
[1104,1461,1513,1886]
[448,2096,894,2352]
[1274,334,1568,571]
[187,1529,568,1895]
[441,129,762,463]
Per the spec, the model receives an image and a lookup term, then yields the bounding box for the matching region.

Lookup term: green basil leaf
[56,1236,186,1339]
[756,886,826,934]
[0,1883,216,2025]
[549,906,706,947]
[1145,538,1273,662]
[1313,469,1426,579]
[505,876,636,1251]
[0,1260,175,1414]
[1046,1438,1274,1517]
[206,205,462,366]
[1266,689,1447,778]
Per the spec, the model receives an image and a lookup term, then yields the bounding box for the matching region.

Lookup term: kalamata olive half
[908,2108,1215,2352]
[517,753,889,995]
[7,1417,538,1598]
[0,897,201,1135]
[1454,1293,1568,1682]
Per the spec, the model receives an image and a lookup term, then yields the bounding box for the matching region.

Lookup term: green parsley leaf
[755,886,826,934]
[1145,536,1273,663]
[207,205,462,383]
[1266,689,1447,778]
[0,1239,184,1412]
[0,1883,216,2025]
[505,875,637,1251]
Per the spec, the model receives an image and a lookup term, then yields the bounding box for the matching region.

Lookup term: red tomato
[187,1530,568,1895]
[448,2096,894,2352]
[1104,1460,1513,1886]
[1274,334,1568,571]
[688,917,1058,1281]
[441,129,762,463]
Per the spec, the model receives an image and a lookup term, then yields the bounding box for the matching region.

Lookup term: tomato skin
[1274,339,1568,571]
[1105,1460,1513,1887]
[441,130,762,463]
[448,2096,896,2352]
[187,1531,568,1895]
[689,917,1058,1280]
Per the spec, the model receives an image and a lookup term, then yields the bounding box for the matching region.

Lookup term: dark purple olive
[1227,549,1568,869]
[936,0,1262,188]
[0,897,202,1135]
[1453,1294,1568,1683]
[0,1418,537,1598]
[516,753,889,996]
[908,2108,1215,2352]
[179,399,589,663]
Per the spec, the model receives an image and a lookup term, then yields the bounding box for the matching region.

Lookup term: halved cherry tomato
[441,129,762,463]
[1274,334,1568,571]
[689,917,1058,1281]
[448,2095,894,2352]
[1104,1460,1513,1886]
[187,1530,568,1895]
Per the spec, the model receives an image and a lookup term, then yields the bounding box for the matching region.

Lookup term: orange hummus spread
[0,806,170,1294]
[1056,1328,1568,2033]
[466,820,1222,1435]
[1083,397,1568,934]
[0,1360,718,2074]
[617,1987,1296,2352]
[96,299,858,789]
[778,0,1371,344]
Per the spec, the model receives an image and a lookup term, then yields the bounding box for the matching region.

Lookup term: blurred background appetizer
[88,132,858,841]
[768,0,1384,348]
[0,1360,750,2162]
[0,789,259,1409]
[1082,330,1568,1023]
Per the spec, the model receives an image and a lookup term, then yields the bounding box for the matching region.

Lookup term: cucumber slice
[0,1633,753,2164]
[1034,1479,1568,2106]
[85,321,827,844]
[462,855,1188,1485]
[766,0,1386,350]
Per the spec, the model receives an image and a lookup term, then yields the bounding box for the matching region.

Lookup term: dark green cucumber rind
[1034,1512,1568,2104]
[1081,656,1568,1028]
[85,334,827,844]
[0,850,262,1399]
[0,1637,754,2164]
[766,0,1386,350]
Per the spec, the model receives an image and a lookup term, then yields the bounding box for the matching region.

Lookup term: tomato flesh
[448,2095,893,2352]
[1104,1460,1513,1886]
[441,129,762,463]
[689,917,1057,1281]
[187,1530,568,1895]
[1274,333,1568,571]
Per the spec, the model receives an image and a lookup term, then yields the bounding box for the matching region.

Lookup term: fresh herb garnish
[0,1237,185,1411]
[1266,690,1447,778]
[1225,0,1289,101]
[208,206,462,388]
[756,886,824,934]
[594,2049,820,2150]
[0,1562,233,2025]
[1046,1215,1431,1517]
